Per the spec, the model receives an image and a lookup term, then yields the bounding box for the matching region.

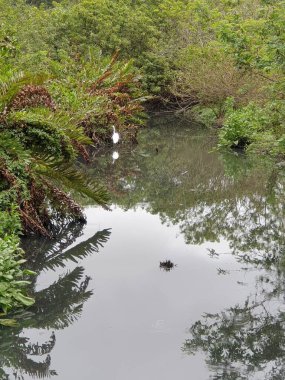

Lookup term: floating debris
[217,268,230,275]
[207,248,219,258]
[160,260,176,271]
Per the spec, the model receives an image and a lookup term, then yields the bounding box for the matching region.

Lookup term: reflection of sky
[22,206,260,380]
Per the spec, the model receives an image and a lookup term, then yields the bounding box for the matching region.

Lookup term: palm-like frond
[0,131,30,163]
[8,108,92,146]
[34,156,110,208]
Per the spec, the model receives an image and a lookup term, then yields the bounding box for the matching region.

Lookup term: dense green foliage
[0,0,283,154]
[0,0,284,149]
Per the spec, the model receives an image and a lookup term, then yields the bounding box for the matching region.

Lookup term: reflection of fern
[0,266,92,378]
[6,355,56,379]
[0,331,57,379]
[44,229,111,271]
[1,225,111,378]
[32,267,93,330]
[24,332,56,356]
[22,221,85,271]
[23,225,111,272]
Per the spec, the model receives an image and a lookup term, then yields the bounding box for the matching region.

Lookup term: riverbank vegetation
[0,0,284,321]
[1,0,284,145]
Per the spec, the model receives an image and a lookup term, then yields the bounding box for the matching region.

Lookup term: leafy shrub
[219,103,271,149]
[173,45,267,116]
[0,236,34,312]
[188,105,218,128]
[0,210,35,326]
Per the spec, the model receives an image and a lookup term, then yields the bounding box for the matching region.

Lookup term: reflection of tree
[183,253,285,379]
[89,114,285,261]
[0,223,111,379]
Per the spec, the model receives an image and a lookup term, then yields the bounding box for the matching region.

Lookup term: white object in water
[112,151,119,164]
[112,125,120,144]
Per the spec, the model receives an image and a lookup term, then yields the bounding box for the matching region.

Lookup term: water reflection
[87,114,285,379]
[0,223,111,379]
[88,114,285,257]
[3,114,285,379]
[183,264,285,379]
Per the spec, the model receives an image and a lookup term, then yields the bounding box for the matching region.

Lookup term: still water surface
[2,115,285,379]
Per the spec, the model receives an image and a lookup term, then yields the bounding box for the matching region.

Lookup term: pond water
[2,114,285,379]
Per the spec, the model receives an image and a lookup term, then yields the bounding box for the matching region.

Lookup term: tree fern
[0,71,110,235]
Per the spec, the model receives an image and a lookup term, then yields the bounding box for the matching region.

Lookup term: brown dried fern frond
[10,85,56,111]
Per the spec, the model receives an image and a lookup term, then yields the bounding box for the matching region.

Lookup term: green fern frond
[0,72,49,110]
[0,131,31,163]
[9,108,92,146]
[34,156,110,208]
